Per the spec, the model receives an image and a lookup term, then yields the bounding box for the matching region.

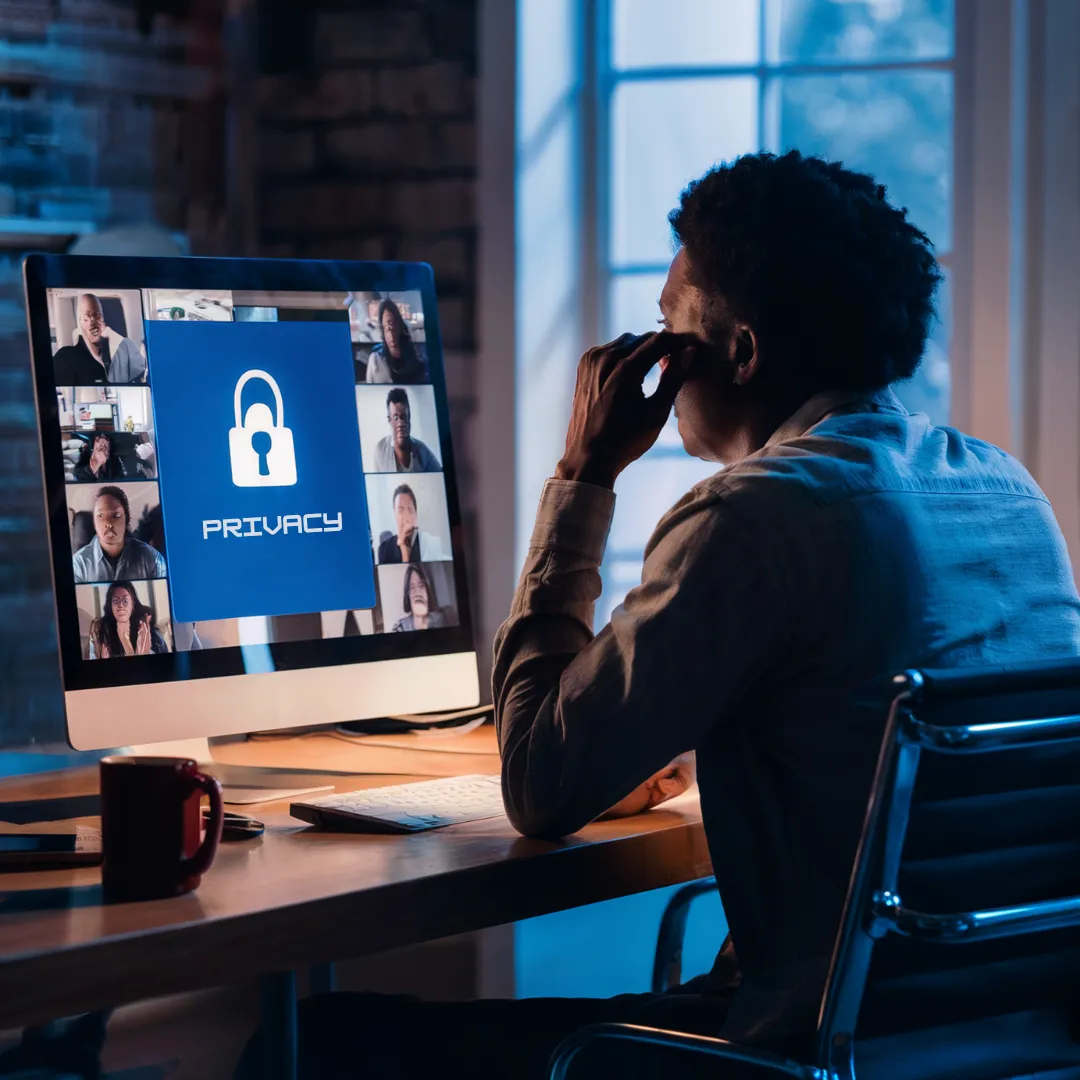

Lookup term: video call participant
[73,432,156,482]
[72,485,167,584]
[73,433,123,482]
[391,564,448,632]
[377,484,447,564]
[52,294,147,385]
[365,298,428,384]
[87,580,169,658]
[373,389,441,473]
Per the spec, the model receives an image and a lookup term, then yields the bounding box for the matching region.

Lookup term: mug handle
[181,770,224,877]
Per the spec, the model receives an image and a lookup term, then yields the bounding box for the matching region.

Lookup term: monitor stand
[126,737,338,806]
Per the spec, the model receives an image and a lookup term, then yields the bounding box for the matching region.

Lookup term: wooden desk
[0,727,709,1071]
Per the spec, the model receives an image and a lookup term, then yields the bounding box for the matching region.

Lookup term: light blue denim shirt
[493,388,1080,1044]
[107,336,147,384]
[72,535,167,584]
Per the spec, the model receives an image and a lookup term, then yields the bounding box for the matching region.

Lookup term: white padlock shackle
[233,369,285,430]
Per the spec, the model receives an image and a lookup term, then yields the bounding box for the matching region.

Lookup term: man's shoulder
[129,536,162,560]
[704,411,1049,523]
[72,538,97,561]
[52,343,87,372]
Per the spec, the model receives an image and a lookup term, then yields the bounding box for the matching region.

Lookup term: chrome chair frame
[550,662,1080,1080]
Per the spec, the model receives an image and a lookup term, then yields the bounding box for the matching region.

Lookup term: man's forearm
[492,479,616,837]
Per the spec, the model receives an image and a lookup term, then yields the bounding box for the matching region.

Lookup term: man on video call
[377,483,447,563]
[52,293,147,386]
[237,152,1080,1078]
[372,387,441,473]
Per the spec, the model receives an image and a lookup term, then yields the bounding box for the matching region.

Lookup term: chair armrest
[651,876,717,992]
[549,1023,824,1080]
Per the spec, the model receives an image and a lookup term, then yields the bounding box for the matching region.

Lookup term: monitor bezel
[24,254,477,701]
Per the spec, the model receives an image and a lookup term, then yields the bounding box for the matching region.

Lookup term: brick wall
[0,0,228,747]
[255,0,483,660]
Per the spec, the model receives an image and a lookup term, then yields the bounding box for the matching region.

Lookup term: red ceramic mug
[99,756,224,902]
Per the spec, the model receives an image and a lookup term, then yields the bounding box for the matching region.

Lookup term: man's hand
[556,332,696,489]
[397,525,416,562]
[599,755,696,820]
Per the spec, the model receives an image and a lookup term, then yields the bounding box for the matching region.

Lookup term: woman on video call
[365,298,429,384]
[73,433,124,483]
[87,580,169,658]
[390,564,448,632]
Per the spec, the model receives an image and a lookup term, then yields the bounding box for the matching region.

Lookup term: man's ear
[731,326,759,386]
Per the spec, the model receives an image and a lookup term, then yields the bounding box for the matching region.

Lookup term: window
[597,0,956,624]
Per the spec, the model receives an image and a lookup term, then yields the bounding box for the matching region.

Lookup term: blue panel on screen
[148,320,375,622]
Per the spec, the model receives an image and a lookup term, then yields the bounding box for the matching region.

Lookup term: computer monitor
[23,255,479,751]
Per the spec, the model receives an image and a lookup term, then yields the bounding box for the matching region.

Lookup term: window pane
[516,116,581,573]
[893,268,950,425]
[610,455,719,551]
[598,454,720,627]
[612,77,759,266]
[769,70,952,251]
[769,0,953,64]
[518,0,577,148]
[609,270,668,336]
[613,0,761,70]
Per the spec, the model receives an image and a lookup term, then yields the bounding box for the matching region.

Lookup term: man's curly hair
[669,151,941,392]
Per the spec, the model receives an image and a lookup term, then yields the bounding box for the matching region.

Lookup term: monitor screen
[24,257,477,746]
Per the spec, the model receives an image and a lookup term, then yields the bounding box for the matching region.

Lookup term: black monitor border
[24,254,476,693]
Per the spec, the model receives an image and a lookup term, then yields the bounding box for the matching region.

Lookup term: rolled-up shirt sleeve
[492,476,787,839]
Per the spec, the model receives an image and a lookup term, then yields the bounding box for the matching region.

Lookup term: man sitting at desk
[376,484,447,563]
[372,388,441,473]
[237,152,1080,1077]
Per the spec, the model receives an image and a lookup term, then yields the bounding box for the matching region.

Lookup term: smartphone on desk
[0,833,102,871]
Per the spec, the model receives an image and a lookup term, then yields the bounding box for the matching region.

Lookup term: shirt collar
[764,387,907,450]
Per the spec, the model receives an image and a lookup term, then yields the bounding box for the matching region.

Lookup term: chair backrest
[816,661,1080,1079]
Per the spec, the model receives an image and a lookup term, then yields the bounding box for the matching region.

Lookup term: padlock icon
[228,369,297,487]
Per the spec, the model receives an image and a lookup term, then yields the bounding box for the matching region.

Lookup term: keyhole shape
[251,430,272,476]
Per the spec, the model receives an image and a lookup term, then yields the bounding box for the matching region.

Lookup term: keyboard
[290,774,505,833]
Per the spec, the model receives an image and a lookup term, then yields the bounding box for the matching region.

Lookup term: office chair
[552,660,1080,1080]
